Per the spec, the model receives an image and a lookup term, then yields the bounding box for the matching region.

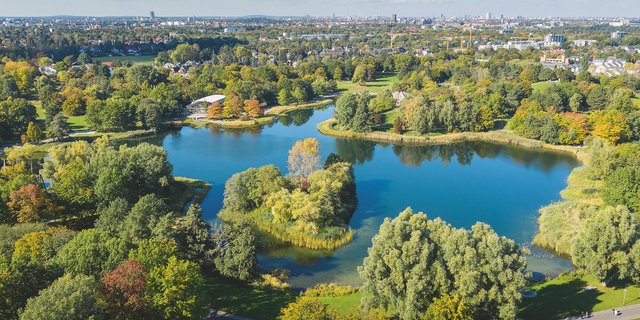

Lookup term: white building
[186,95,226,120]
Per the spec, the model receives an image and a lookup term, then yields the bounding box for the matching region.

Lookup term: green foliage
[55,229,129,277]
[571,206,640,283]
[148,256,207,320]
[223,164,286,212]
[359,208,527,320]
[335,92,371,132]
[304,284,356,298]
[0,98,37,141]
[86,97,137,132]
[124,195,172,243]
[44,140,174,210]
[212,222,258,281]
[280,296,338,320]
[603,167,640,212]
[46,113,72,140]
[174,205,212,265]
[423,294,473,320]
[171,44,200,64]
[221,151,357,249]
[128,237,179,272]
[19,273,100,320]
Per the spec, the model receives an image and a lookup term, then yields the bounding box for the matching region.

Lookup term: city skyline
[2,0,639,18]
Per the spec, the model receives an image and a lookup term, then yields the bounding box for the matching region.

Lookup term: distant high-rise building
[486,12,492,19]
[544,33,565,47]
[611,31,627,39]
[150,11,155,20]
[392,14,397,24]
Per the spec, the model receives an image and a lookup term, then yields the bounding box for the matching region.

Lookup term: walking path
[207,309,251,320]
[564,305,640,320]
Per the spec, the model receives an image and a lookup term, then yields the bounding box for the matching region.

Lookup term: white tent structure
[185,95,225,120]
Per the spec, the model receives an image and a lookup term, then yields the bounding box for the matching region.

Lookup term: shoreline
[317,118,596,262]
[317,118,588,160]
[178,98,336,129]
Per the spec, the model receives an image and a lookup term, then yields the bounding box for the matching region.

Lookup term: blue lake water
[141,106,579,288]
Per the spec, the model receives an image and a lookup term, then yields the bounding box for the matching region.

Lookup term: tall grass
[219,209,354,250]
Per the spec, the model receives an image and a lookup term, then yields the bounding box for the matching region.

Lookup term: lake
[142,106,579,288]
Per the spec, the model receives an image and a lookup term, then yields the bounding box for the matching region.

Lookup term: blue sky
[2,0,638,17]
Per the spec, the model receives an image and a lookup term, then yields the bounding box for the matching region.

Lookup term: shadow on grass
[203,273,296,320]
[519,278,601,319]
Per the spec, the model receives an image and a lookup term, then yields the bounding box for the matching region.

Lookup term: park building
[185,95,225,120]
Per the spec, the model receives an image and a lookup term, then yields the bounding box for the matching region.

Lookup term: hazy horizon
[2,0,639,19]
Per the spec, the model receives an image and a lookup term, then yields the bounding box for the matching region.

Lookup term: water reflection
[335,139,376,165]
[278,108,314,127]
[118,105,580,287]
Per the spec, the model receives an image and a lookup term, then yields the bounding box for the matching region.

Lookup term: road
[564,305,640,320]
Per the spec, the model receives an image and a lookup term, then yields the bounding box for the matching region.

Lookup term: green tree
[280,296,337,320]
[21,122,43,144]
[174,205,212,265]
[359,208,527,320]
[121,194,172,244]
[278,89,293,105]
[19,274,99,320]
[47,113,72,141]
[55,229,129,277]
[603,167,640,212]
[212,222,257,281]
[335,93,357,129]
[148,256,207,320]
[292,85,308,104]
[352,65,367,84]
[572,206,640,284]
[128,237,179,272]
[170,44,199,64]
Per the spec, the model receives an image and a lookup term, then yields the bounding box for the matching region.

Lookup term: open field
[202,274,296,320]
[338,73,399,94]
[92,55,156,64]
[34,103,90,131]
[520,273,640,319]
[532,81,556,92]
[319,291,363,315]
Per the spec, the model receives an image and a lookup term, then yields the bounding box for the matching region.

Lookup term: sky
[2,0,639,18]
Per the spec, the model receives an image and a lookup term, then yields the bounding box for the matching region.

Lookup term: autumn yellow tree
[3,60,36,94]
[223,93,243,119]
[244,99,263,118]
[287,138,321,177]
[207,102,223,120]
[589,109,631,144]
[423,294,473,320]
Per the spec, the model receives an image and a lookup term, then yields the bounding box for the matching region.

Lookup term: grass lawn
[519,273,640,319]
[92,55,156,65]
[202,274,296,320]
[532,81,556,92]
[33,102,90,131]
[66,114,89,131]
[338,72,399,95]
[319,291,363,315]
